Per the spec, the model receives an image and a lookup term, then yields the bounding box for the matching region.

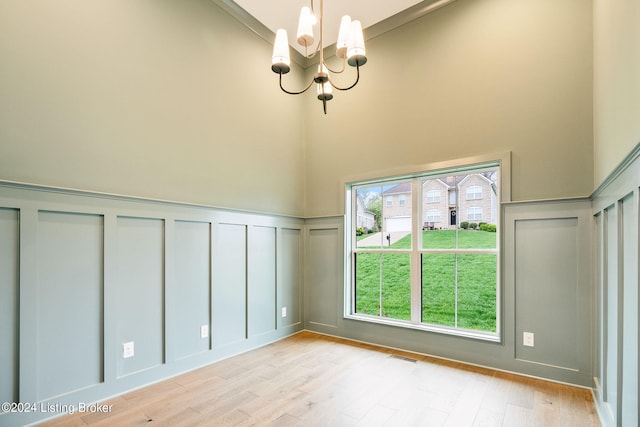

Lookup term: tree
[356,190,382,231]
[367,197,382,230]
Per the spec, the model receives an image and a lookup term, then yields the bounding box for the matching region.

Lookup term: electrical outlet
[200,324,209,339]
[122,341,135,358]
[282,307,287,317]
[523,332,535,347]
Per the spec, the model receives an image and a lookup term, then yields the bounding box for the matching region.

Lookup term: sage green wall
[304,198,595,387]
[0,183,304,427]
[591,147,639,427]
[304,0,593,217]
[0,0,306,217]
[593,0,640,187]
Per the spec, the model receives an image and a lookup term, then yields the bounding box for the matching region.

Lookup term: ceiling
[212,0,456,63]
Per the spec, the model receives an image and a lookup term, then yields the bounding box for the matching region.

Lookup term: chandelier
[271,0,367,114]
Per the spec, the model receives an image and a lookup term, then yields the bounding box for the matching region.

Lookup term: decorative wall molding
[304,199,594,387]
[591,141,640,201]
[590,145,639,427]
[0,182,304,427]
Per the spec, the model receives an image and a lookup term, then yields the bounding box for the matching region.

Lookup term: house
[456,173,497,225]
[381,173,498,231]
[0,0,637,426]
[382,182,413,232]
[355,194,376,231]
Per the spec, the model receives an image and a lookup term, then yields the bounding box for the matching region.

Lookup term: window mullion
[410,178,421,323]
[349,161,501,339]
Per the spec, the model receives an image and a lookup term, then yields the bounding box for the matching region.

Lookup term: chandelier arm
[323,58,346,75]
[303,40,322,60]
[279,72,315,95]
[329,63,360,91]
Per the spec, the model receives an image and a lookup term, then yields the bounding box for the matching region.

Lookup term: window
[399,195,407,206]
[466,185,482,200]
[449,190,457,205]
[426,190,440,203]
[347,161,501,341]
[386,198,393,207]
[426,209,441,222]
[467,207,482,221]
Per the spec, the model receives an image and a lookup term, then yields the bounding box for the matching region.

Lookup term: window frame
[467,206,483,221]
[343,153,510,343]
[426,189,441,203]
[426,209,441,222]
[466,185,483,200]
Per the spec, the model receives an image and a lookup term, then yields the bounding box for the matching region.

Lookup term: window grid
[426,190,441,203]
[426,209,441,222]
[467,206,482,221]
[349,163,500,340]
[466,185,482,200]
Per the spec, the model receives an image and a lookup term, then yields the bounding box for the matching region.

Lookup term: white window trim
[426,190,441,203]
[343,152,510,343]
[426,209,441,222]
[467,206,483,221]
[466,185,483,200]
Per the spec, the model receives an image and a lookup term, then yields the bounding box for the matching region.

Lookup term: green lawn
[355,230,497,332]
[380,229,496,249]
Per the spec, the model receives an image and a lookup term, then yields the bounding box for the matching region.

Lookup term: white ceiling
[219,0,455,57]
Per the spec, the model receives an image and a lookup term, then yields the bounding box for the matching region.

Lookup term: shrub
[460,222,469,229]
[356,227,365,236]
[469,222,478,230]
[485,224,497,232]
[479,223,488,231]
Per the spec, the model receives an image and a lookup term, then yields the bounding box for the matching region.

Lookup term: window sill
[344,313,502,343]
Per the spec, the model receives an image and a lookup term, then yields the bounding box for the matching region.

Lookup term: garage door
[386,216,412,232]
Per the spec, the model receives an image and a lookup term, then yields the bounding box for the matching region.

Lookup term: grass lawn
[355,230,497,332]
[386,229,496,249]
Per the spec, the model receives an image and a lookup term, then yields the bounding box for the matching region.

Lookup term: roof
[382,182,412,195]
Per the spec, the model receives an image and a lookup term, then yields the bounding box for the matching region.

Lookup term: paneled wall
[305,199,593,387]
[304,219,344,334]
[504,201,593,384]
[0,183,303,427]
[592,144,639,427]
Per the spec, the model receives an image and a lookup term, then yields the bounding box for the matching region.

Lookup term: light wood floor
[39,331,600,427]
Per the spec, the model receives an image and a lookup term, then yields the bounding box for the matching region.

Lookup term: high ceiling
[213,0,456,59]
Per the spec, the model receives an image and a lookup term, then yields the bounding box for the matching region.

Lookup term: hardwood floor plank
[36,332,601,427]
[355,404,396,426]
[471,407,503,427]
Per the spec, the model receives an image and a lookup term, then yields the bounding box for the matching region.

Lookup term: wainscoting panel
[36,211,104,400]
[0,182,304,427]
[0,208,19,405]
[281,227,302,327]
[620,193,638,427]
[213,223,248,347]
[115,217,165,378]
[173,220,211,360]
[513,217,580,370]
[603,206,619,420]
[505,200,593,385]
[247,226,277,337]
[592,143,639,427]
[305,224,343,330]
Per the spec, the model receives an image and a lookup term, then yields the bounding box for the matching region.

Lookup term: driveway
[357,231,410,247]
